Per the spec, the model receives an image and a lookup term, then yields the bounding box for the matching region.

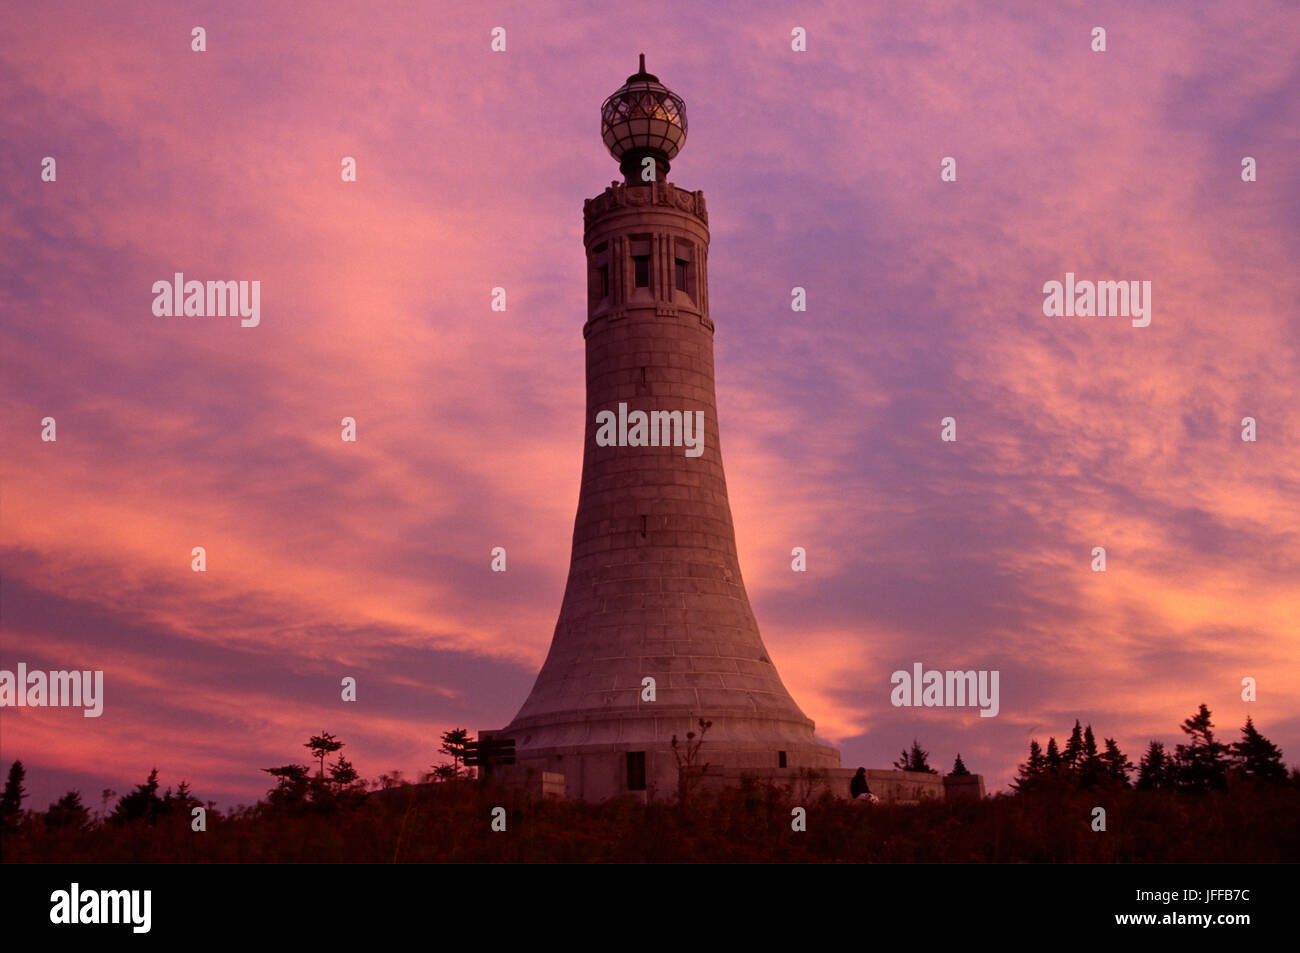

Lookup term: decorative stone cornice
[584,179,708,229]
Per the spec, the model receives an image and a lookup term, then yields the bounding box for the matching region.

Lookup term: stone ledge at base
[696,768,985,804]
[489,765,984,804]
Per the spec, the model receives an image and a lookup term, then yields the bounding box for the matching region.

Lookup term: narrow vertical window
[633,255,649,288]
[675,258,688,292]
[598,264,609,298]
[778,751,788,768]
[626,751,646,791]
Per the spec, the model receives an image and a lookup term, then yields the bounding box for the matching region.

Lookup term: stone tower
[494,57,839,801]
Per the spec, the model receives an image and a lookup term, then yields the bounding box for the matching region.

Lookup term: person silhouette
[850,767,872,800]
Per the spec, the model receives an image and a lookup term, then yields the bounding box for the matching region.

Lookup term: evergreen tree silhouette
[110,768,165,825]
[1044,737,1063,774]
[1136,740,1172,790]
[45,790,91,831]
[1079,724,1105,787]
[169,780,201,819]
[1013,739,1045,791]
[437,728,472,779]
[326,757,365,809]
[1062,720,1085,775]
[893,739,938,773]
[263,764,311,809]
[0,760,26,829]
[1231,716,1286,783]
[305,732,343,777]
[1100,738,1134,787]
[949,753,970,776]
[1174,704,1231,792]
[329,756,360,787]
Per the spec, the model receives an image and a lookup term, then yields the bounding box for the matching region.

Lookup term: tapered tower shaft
[497,60,838,800]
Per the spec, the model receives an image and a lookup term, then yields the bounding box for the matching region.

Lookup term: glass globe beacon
[600,54,687,182]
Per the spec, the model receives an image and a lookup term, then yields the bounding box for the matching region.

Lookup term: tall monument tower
[496,57,840,800]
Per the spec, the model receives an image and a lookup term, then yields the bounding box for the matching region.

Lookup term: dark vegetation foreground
[6,710,1294,862]
[5,776,1298,864]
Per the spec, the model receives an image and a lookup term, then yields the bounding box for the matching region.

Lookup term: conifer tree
[1231,716,1286,783]
[305,732,344,777]
[45,790,91,831]
[893,739,938,774]
[949,753,970,776]
[329,756,360,787]
[1027,739,1045,774]
[111,768,165,825]
[1012,740,1045,791]
[437,728,472,779]
[1045,737,1063,773]
[1174,704,1231,792]
[1136,741,1172,791]
[0,761,26,828]
[1062,720,1085,774]
[169,780,201,818]
[1100,738,1133,787]
[263,765,311,809]
[1079,724,1104,787]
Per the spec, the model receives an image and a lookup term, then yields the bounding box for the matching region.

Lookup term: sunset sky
[2,0,1297,810]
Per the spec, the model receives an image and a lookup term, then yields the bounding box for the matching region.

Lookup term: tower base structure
[483,745,983,806]
[484,707,839,802]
